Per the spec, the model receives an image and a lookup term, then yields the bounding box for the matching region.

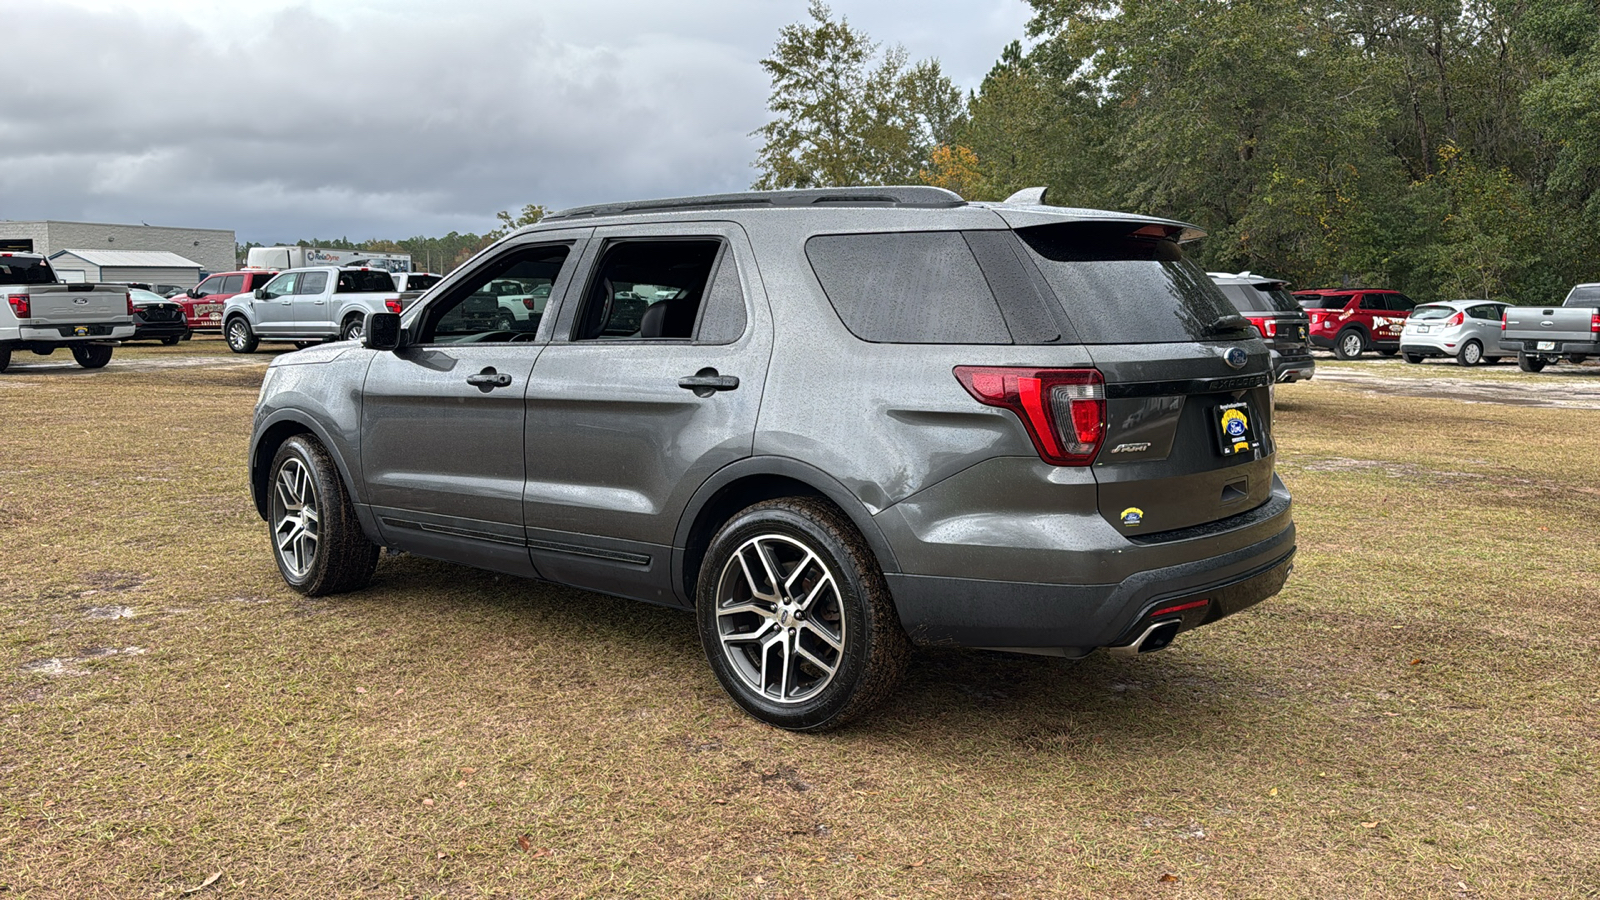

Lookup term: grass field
[2,340,1597,898]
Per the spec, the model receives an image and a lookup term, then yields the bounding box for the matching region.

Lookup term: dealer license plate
[1537,341,1556,351]
[1414,325,1431,333]
[1214,401,1260,457]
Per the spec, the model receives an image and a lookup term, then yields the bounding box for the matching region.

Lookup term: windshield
[1016,223,1241,343]
[0,256,57,285]
[1409,305,1454,320]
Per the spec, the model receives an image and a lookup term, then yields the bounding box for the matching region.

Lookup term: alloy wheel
[271,458,320,579]
[713,533,846,705]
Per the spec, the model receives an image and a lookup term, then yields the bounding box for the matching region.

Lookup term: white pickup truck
[221,266,406,353]
[1499,283,1600,372]
[1,252,134,372]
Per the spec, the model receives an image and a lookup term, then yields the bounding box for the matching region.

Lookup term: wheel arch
[250,414,362,523]
[671,457,902,607]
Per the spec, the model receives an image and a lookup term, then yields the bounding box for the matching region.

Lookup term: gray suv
[249,186,1295,730]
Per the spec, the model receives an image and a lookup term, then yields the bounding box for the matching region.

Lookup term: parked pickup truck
[1499,283,1600,372]
[1,252,134,372]
[222,267,405,353]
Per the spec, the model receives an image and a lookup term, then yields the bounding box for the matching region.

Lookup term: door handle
[678,368,739,398]
[466,367,514,391]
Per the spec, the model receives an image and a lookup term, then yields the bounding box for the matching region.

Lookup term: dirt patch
[81,605,136,620]
[1311,364,1600,409]
[79,571,146,593]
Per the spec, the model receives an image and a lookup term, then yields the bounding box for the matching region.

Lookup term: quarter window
[806,231,1013,344]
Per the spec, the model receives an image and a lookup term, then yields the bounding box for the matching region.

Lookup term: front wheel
[341,316,364,342]
[1333,329,1365,360]
[1456,340,1483,366]
[1518,353,1546,373]
[71,344,113,369]
[226,317,259,353]
[267,435,379,596]
[161,335,182,346]
[696,497,909,732]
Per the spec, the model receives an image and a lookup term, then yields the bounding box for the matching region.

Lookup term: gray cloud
[1,0,1031,243]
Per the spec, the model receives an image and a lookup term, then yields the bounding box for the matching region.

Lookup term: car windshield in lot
[1409,305,1455,320]
[0,256,57,285]
[1016,222,1241,343]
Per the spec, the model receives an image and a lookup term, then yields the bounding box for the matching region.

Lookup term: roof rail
[544,186,966,221]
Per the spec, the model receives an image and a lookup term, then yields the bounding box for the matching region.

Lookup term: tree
[751,2,964,189]
[487,203,547,240]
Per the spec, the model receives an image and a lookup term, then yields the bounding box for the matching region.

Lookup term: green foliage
[751,2,963,189]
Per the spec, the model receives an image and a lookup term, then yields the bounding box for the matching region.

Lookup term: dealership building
[0,219,235,287]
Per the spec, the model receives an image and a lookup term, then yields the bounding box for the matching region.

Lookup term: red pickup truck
[176,270,278,332]
[1293,289,1417,359]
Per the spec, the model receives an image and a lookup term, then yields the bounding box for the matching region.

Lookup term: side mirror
[186,288,200,298]
[253,288,268,300]
[364,312,403,351]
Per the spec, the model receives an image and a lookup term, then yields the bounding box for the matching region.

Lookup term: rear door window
[1359,294,1386,310]
[572,240,723,341]
[1014,222,1240,343]
[297,272,329,294]
[220,274,246,294]
[1299,293,1353,310]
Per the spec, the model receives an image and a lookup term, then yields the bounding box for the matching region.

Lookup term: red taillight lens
[1245,316,1277,338]
[1446,311,1464,327]
[6,293,30,319]
[1591,311,1599,335]
[524,298,536,309]
[1501,310,1508,330]
[385,299,403,314]
[954,366,1106,465]
[126,291,135,317]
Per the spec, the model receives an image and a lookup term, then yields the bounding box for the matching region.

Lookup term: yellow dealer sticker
[1120,507,1144,527]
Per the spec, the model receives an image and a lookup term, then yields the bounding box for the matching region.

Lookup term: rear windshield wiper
[1204,314,1251,336]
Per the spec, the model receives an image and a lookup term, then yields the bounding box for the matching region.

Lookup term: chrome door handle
[678,368,739,397]
[466,367,514,391]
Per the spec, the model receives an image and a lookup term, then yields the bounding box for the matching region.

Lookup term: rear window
[1299,293,1354,310]
[0,256,57,285]
[1215,282,1298,313]
[404,274,441,291]
[1564,285,1600,308]
[806,232,1014,343]
[1016,223,1239,343]
[336,270,397,293]
[1410,305,1454,320]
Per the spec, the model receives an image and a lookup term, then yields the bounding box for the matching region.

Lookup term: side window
[195,275,224,296]
[1387,294,1415,311]
[420,243,571,344]
[1470,305,1500,321]
[1359,294,1385,310]
[262,273,297,298]
[696,250,749,345]
[807,231,1012,344]
[297,271,329,294]
[572,240,721,341]
[220,274,245,294]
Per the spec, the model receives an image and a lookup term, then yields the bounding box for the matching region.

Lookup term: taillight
[954,367,1105,465]
[1245,315,1277,338]
[125,291,135,317]
[1592,311,1599,335]
[1501,310,1508,330]
[1446,311,1464,327]
[1309,313,1322,327]
[385,299,403,314]
[524,298,536,309]
[6,293,30,319]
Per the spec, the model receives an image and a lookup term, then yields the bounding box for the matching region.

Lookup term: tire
[267,435,379,596]
[161,335,182,346]
[1333,329,1365,360]
[1518,353,1546,373]
[293,341,319,350]
[1456,340,1483,366]
[1484,356,1503,365]
[1569,354,1588,364]
[1403,352,1425,364]
[0,345,9,373]
[496,310,515,331]
[1377,348,1397,357]
[341,316,364,342]
[71,344,113,369]
[696,497,909,732]
[226,317,259,354]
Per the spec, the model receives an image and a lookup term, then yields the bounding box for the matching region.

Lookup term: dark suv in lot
[249,187,1296,730]
[1208,272,1314,382]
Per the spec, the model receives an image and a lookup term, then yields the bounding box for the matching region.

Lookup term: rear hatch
[1008,220,1277,538]
[13,285,129,326]
[1214,279,1310,353]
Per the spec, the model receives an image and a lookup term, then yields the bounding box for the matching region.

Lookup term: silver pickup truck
[221,266,405,353]
[1500,283,1600,372]
[0,252,134,372]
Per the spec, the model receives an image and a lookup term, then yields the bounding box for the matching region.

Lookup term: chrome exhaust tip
[1105,619,1183,657]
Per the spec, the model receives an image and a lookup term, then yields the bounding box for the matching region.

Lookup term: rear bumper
[17,324,135,341]
[134,322,190,340]
[1499,338,1600,355]
[1271,350,1315,382]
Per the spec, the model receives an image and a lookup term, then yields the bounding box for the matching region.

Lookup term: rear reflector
[1150,599,1210,618]
[7,293,30,319]
[954,366,1105,465]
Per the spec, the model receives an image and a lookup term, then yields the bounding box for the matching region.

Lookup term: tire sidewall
[342,317,363,342]
[227,318,256,353]
[71,344,112,368]
[1335,330,1364,359]
[269,436,337,594]
[696,503,878,731]
[1458,340,1482,366]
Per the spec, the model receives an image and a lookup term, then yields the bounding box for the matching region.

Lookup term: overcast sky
[1,0,1033,244]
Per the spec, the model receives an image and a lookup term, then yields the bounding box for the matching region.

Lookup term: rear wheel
[340,315,364,342]
[267,435,379,596]
[1456,340,1483,366]
[1484,356,1503,365]
[1333,329,1366,360]
[71,344,113,369]
[696,497,909,732]
[1518,353,1546,373]
[1569,354,1589,364]
[160,335,182,346]
[1377,347,1397,357]
[226,317,258,353]
[495,310,515,331]
[1402,352,1425,364]
[0,345,10,373]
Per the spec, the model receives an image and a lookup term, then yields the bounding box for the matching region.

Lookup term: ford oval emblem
[1222,347,1248,369]
[73,297,90,305]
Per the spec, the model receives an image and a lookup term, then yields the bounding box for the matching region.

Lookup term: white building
[0,219,235,283]
[47,249,206,289]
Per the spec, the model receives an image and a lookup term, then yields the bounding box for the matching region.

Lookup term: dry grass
[2,343,1597,898]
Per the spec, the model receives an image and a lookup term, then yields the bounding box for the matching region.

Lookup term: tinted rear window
[404,274,441,291]
[806,232,1013,343]
[336,270,396,292]
[1016,223,1239,343]
[1564,285,1600,308]
[0,256,57,285]
[1410,305,1453,320]
[1299,294,1354,310]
